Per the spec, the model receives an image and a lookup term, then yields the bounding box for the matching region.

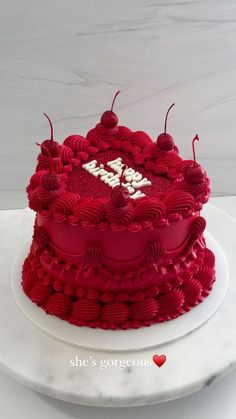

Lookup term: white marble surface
[1,0,236,209]
[0,201,235,408]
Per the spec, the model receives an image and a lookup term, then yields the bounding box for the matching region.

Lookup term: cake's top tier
[26,98,210,232]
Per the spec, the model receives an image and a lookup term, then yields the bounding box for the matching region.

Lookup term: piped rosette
[146,240,166,271]
[162,189,196,224]
[179,216,207,261]
[27,169,67,212]
[36,153,63,173]
[105,185,134,226]
[175,160,210,204]
[63,135,97,165]
[134,197,166,226]
[112,126,132,152]
[50,192,79,222]
[71,198,106,227]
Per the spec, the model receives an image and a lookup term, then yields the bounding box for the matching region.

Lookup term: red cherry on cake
[156,103,175,151]
[111,185,129,207]
[101,111,118,129]
[110,165,129,207]
[184,164,205,184]
[41,140,60,157]
[41,113,60,157]
[184,135,205,184]
[100,91,120,129]
[41,171,60,191]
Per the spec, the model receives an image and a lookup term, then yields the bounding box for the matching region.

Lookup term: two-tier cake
[22,93,215,330]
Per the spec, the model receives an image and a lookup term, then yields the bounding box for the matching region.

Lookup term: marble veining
[0,0,236,209]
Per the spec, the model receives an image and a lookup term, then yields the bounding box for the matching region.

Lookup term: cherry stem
[43,113,54,141]
[164,103,175,135]
[119,164,127,188]
[192,134,199,167]
[111,90,121,112]
[35,142,53,172]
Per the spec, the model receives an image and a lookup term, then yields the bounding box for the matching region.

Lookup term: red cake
[22,94,215,330]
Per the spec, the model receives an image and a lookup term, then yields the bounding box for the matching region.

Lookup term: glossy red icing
[37,213,195,270]
[22,108,215,329]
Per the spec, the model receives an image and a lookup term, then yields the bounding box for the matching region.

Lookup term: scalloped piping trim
[22,244,216,330]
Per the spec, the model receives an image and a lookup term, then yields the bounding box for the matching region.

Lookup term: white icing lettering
[130,190,146,199]
[82,160,97,170]
[123,167,135,182]
[101,172,114,182]
[122,182,135,194]
[132,177,151,188]
[130,171,143,182]
[82,157,152,199]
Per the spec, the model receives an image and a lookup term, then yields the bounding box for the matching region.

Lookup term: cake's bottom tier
[21,242,215,330]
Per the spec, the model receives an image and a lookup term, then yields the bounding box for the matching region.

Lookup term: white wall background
[0,0,236,209]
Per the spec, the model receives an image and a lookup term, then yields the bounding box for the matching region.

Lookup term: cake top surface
[26,93,210,231]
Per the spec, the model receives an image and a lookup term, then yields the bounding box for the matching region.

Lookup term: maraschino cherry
[100,91,120,129]
[156,103,175,151]
[41,113,60,157]
[111,165,129,207]
[36,143,60,191]
[41,171,60,191]
[184,135,205,184]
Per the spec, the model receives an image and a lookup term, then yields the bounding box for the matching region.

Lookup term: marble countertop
[0,0,236,209]
[0,195,236,418]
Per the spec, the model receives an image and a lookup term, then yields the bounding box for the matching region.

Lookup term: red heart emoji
[153,354,166,368]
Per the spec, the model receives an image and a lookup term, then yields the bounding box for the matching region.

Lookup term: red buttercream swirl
[33,226,49,247]
[51,192,79,215]
[130,298,158,320]
[36,155,63,173]
[115,126,132,141]
[134,197,166,223]
[46,293,72,317]
[105,202,134,225]
[72,299,101,321]
[84,245,103,267]
[60,145,74,163]
[156,153,183,169]
[22,269,36,293]
[163,190,195,214]
[30,281,51,305]
[144,162,168,175]
[190,216,206,238]
[63,135,88,153]
[180,277,202,305]
[130,131,153,148]
[37,186,59,204]
[177,179,210,201]
[158,289,185,314]
[195,266,215,289]
[74,198,105,223]
[204,248,215,268]
[28,188,45,211]
[86,124,116,150]
[150,143,179,159]
[29,170,48,189]
[146,241,166,262]
[102,302,129,323]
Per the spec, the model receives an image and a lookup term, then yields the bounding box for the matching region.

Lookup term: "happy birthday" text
[82,157,151,199]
